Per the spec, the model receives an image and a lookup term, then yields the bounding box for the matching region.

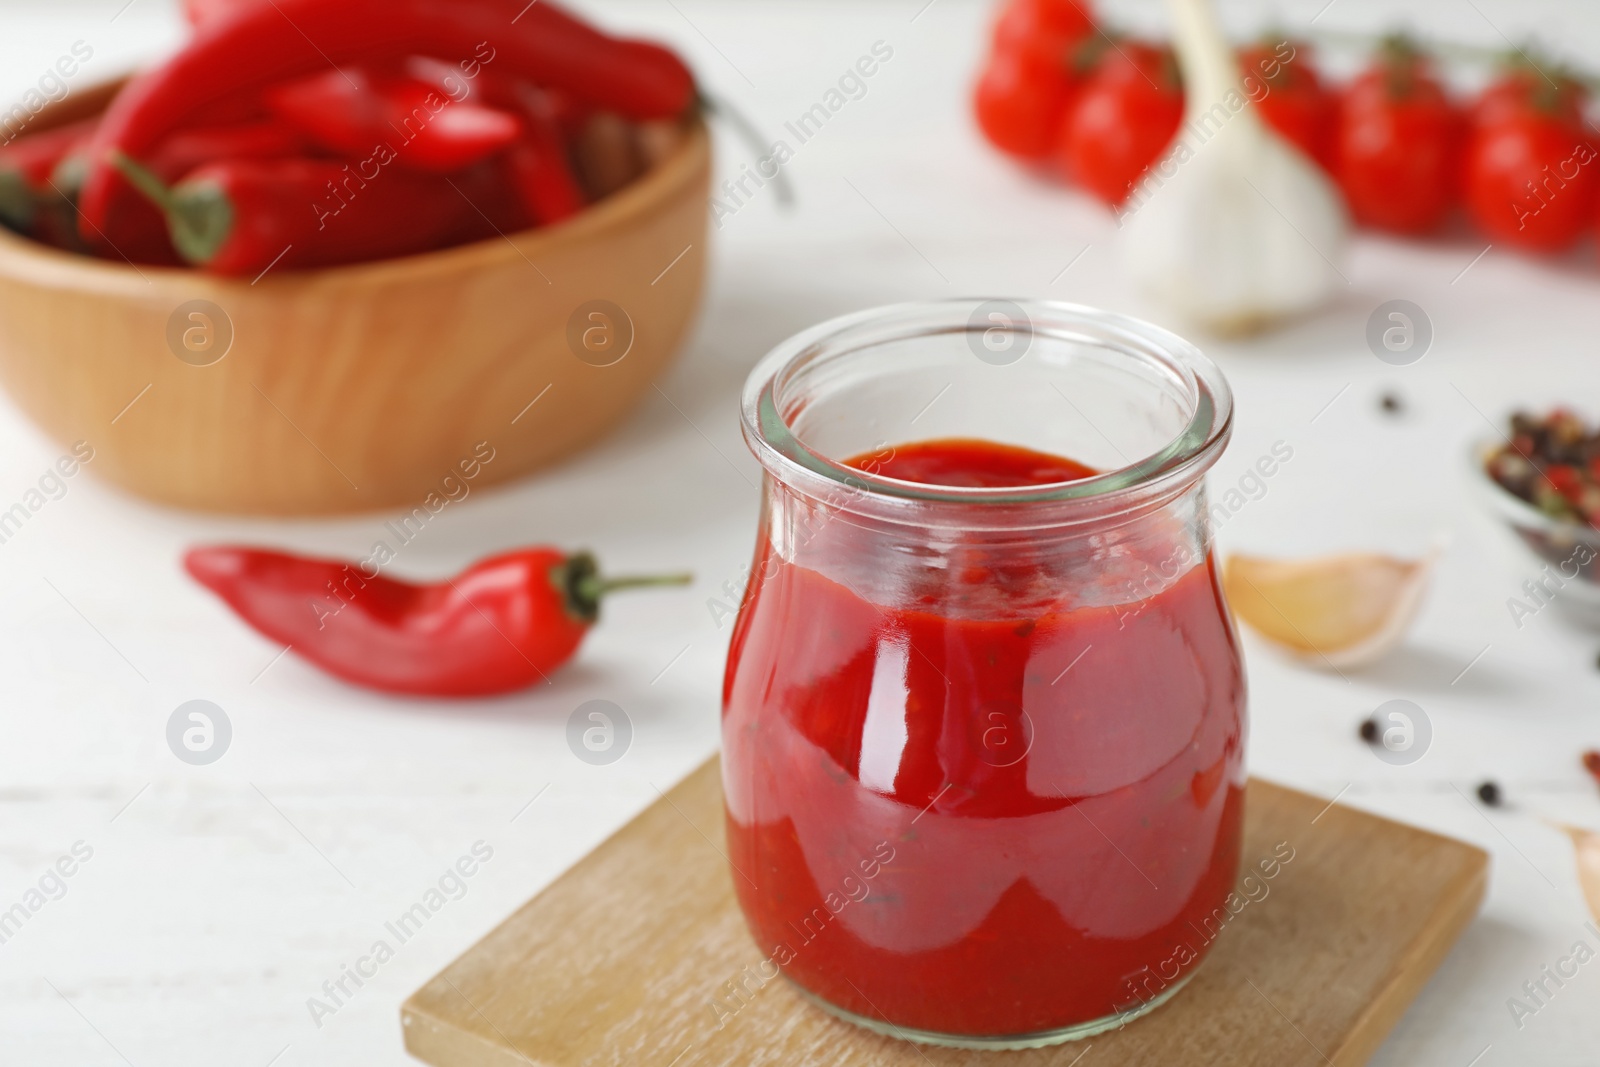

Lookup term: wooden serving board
[402,759,1487,1067]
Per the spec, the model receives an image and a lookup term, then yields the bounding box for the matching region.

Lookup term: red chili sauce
[722,437,1245,1036]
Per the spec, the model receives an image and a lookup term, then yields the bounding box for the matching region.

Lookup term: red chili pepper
[267,69,523,173]
[466,74,587,225]
[0,118,99,231]
[505,94,585,225]
[112,151,494,275]
[63,120,308,264]
[413,58,593,140]
[505,143,583,227]
[147,119,311,181]
[185,545,692,696]
[0,119,98,187]
[0,121,181,261]
[80,0,695,232]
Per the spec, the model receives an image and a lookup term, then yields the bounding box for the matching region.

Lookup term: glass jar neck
[759,469,1216,620]
[738,299,1232,619]
[741,299,1233,534]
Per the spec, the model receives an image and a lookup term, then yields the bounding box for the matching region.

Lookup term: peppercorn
[1358,718,1379,743]
[1379,392,1403,415]
[1476,780,1502,807]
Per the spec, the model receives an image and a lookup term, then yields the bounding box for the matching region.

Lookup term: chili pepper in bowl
[506,141,585,226]
[505,92,586,223]
[185,545,692,696]
[112,152,486,275]
[0,118,178,260]
[0,118,99,231]
[79,0,695,234]
[0,119,145,255]
[147,119,311,182]
[267,69,524,173]
[60,120,320,265]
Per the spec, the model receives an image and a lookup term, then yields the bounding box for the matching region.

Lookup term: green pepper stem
[578,572,695,601]
[0,171,36,230]
[553,551,692,624]
[110,150,232,266]
[696,92,795,207]
[109,150,174,210]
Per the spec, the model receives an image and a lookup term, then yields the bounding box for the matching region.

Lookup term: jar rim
[740,299,1234,514]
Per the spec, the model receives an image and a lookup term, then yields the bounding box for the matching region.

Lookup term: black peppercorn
[1379,392,1403,415]
[1476,780,1502,807]
[1358,718,1379,743]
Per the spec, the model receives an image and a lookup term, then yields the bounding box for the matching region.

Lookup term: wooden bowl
[0,85,710,514]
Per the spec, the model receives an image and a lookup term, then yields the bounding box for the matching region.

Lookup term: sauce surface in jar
[721,437,1246,1037]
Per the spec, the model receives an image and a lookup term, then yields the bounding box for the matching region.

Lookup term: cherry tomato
[1471,60,1587,132]
[1462,60,1595,252]
[974,0,1097,162]
[1334,41,1460,234]
[993,0,1095,64]
[1465,101,1597,252]
[975,51,1076,161]
[1238,40,1335,171]
[1056,41,1182,207]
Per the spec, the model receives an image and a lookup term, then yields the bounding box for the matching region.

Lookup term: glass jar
[721,299,1246,1049]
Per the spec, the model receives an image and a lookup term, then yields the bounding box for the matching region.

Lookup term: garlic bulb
[1118,0,1349,335]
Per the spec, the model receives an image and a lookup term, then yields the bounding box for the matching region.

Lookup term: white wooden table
[2,1,1599,1064]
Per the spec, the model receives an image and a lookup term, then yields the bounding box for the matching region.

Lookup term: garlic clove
[1553,823,1600,925]
[1222,550,1436,668]
[1118,0,1349,335]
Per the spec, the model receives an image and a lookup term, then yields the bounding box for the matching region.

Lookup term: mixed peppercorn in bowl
[1478,409,1600,617]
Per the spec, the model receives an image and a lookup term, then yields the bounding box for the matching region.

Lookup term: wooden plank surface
[402,758,1488,1067]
